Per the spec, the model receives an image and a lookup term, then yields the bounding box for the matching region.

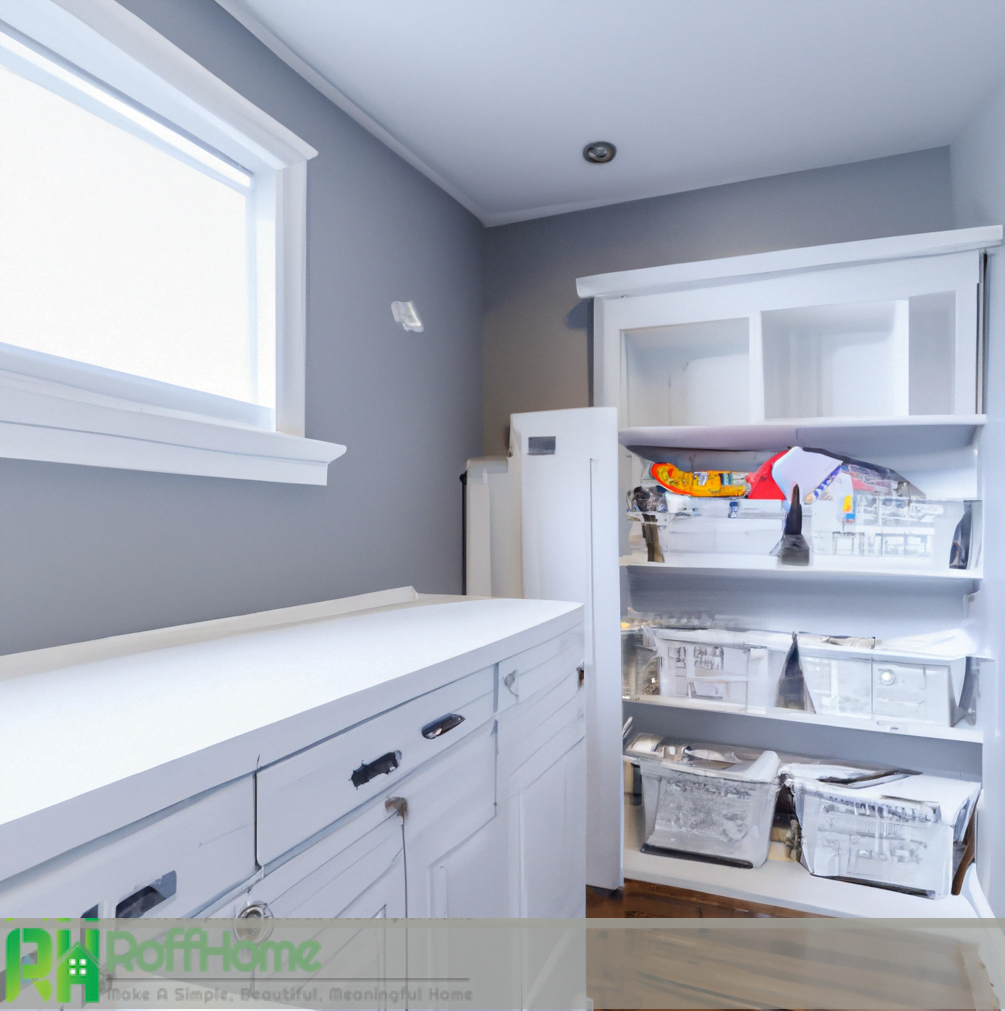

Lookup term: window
[0,1,343,484]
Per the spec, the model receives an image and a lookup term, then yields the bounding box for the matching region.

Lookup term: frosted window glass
[0,64,264,406]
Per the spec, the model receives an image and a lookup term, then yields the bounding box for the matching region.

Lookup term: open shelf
[623,692,982,743]
[620,415,985,459]
[623,797,985,918]
[621,554,982,586]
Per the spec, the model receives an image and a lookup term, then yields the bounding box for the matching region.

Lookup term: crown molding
[212,0,491,224]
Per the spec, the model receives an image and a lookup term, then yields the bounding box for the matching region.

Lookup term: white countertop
[1,593,582,880]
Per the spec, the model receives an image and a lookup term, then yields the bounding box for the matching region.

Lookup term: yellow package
[650,462,748,498]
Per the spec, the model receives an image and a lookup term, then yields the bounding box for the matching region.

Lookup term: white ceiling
[220,0,1005,226]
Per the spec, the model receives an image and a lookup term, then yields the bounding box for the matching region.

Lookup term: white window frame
[0,0,345,485]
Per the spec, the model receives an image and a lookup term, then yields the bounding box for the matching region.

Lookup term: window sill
[0,370,346,485]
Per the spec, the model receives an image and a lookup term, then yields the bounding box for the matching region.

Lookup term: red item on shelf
[746,451,787,499]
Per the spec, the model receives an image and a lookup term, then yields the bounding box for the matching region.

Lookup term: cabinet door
[398,722,503,917]
[506,729,586,919]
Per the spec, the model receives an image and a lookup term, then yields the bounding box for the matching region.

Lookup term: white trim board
[578,225,1003,298]
[49,0,317,164]
[0,369,344,485]
[0,586,424,682]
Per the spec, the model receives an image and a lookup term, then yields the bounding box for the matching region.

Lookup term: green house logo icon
[5,927,100,1004]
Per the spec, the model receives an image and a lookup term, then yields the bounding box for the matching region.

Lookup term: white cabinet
[208,801,408,1007]
[505,735,586,918]
[0,596,587,923]
[0,778,256,919]
[213,648,586,923]
[586,227,1001,425]
[567,228,1003,917]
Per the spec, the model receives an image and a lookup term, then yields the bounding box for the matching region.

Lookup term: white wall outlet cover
[391,300,424,332]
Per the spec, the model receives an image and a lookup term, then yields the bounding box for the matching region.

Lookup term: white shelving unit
[580,226,1001,916]
[620,415,985,457]
[623,691,983,743]
[621,554,982,584]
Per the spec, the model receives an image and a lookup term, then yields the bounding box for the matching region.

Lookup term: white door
[512,407,621,891]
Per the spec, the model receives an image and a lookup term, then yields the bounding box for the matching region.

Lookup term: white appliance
[466,407,622,891]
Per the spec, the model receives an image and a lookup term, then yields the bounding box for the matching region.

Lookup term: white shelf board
[619,415,985,459]
[624,693,982,743]
[578,225,1003,298]
[623,797,981,918]
[621,554,982,585]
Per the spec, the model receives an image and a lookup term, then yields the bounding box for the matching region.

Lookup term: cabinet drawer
[256,668,494,863]
[244,807,405,918]
[0,778,255,918]
[497,629,584,712]
[498,667,584,767]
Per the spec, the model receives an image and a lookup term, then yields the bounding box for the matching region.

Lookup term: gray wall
[0,0,483,655]
[483,148,953,454]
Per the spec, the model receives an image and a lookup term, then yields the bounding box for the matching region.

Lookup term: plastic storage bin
[625,479,975,573]
[627,497,786,557]
[643,627,766,708]
[625,736,780,868]
[623,624,972,727]
[782,764,980,898]
[810,495,968,569]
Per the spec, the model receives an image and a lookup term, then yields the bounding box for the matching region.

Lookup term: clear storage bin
[625,737,780,868]
[810,495,968,569]
[625,481,974,573]
[627,498,786,557]
[782,765,980,898]
[620,623,659,699]
[623,624,971,727]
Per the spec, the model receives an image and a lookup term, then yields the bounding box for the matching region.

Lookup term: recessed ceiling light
[583,141,616,164]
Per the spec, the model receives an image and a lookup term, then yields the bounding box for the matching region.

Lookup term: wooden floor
[587,878,817,919]
[585,879,999,1009]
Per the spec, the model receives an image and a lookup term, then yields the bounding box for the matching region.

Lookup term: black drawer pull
[115,870,177,918]
[351,750,401,788]
[421,713,465,740]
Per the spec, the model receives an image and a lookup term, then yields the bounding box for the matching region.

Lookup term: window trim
[0,0,345,484]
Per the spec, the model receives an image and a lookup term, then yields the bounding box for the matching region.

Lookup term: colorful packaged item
[650,462,748,498]
[746,451,787,499]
